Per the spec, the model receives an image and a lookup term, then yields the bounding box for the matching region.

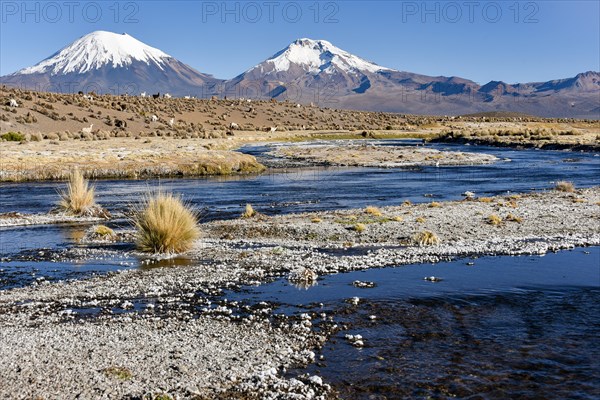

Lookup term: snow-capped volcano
[226,38,399,100]
[2,31,219,96]
[253,38,394,75]
[15,31,171,76]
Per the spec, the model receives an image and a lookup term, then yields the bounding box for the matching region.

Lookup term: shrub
[242,203,256,218]
[413,230,440,246]
[134,193,200,254]
[1,131,25,141]
[365,206,382,217]
[58,169,96,216]
[554,181,575,193]
[487,214,502,225]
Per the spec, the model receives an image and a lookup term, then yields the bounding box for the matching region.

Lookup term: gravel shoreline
[1,188,599,398]
[267,141,500,168]
[0,211,106,227]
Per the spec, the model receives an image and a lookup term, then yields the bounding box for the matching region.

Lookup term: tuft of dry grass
[402,200,412,206]
[554,181,575,192]
[353,223,366,233]
[429,202,441,208]
[393,216,403,222]
[478,197,493,203]
[415,217,426,223]
[94,225,115,237]
[487,214,502,225]
[413,230,440,246]
[505,213,523,223]
[242,203,256,218]
[365,206,383,217]
[506,200,518,208]
[58,169,96,216]
[103,366,132,381]
[133,192,199,254]
[311,217,322,223]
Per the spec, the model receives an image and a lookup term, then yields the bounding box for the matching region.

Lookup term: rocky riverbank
[0,211,107,227]
[431,127,600,152]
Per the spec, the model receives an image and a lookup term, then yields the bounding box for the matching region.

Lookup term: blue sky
[1,1,598,84]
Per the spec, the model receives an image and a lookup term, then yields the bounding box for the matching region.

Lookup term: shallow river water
[230,247,600,399]
[1,141,599,217]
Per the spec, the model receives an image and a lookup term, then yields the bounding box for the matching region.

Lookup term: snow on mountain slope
[15,31,171,75]
[250,38,394,75]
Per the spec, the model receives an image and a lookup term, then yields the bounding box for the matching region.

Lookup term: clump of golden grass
[478,197,493,203]
[94,225,115,237]
[241,203,256,218]
[242,203,256,218]
[353,223,366,233]
[505,213,523,223]
[58,169,96,215]
[393,216,403,222]
[402,200,412,206]
[311,217,322,223]
[133,193,199,254]
[487,214,502,225]
[413,230,440,246]
[429,202,441,208]
[416,217,426,223]
[365,206,383,217]
[554,181,575,192]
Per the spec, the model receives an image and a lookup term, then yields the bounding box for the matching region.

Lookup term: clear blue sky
[1,1,598,84]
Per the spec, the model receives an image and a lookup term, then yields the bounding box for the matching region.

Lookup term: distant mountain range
[2,31,598,118]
